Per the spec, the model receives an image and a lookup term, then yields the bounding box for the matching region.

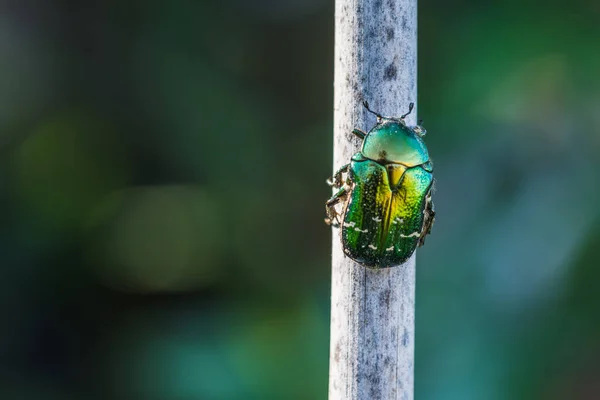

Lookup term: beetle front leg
[325,186,348,227]
[327,163,350,188]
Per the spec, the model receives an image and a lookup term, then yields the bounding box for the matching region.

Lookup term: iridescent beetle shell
[326,102,435,268]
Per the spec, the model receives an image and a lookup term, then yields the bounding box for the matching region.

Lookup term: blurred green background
[1,1,600,399]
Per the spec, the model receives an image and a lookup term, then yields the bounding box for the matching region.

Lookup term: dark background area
[1,1,600,399]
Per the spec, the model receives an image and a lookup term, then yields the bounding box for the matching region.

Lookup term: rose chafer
[326,102,435,268]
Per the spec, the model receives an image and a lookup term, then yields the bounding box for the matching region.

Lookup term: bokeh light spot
[86,185,224,293]
[13,112,130,230]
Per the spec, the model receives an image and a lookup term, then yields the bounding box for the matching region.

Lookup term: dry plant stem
[329,0,418,399]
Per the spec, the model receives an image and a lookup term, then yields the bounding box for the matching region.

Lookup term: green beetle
[326,102,435,268]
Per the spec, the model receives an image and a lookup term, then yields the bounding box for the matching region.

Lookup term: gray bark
[329,0,418,399]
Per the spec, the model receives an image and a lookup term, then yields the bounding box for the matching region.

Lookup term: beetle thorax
[361,120,429,167]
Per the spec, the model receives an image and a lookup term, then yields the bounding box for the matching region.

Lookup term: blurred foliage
[0,0,599,399]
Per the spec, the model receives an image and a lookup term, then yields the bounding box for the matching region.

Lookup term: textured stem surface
[329,0,418,399]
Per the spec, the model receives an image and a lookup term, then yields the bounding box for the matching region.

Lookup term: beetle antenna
[401,102,414,119]
[362,101,383,121]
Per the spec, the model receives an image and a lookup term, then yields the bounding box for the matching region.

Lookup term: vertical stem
[329,0,418,399]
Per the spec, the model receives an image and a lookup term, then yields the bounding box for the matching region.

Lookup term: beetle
[326,101,435,268]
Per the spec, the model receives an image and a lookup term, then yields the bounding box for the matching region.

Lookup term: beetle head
[362,101,426,137]
[362,101,415,125]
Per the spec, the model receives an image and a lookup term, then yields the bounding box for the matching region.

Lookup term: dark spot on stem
[368,373,381,398]
[384,63,397,81]
[379,288,391,306]
[386,27,395,41]
[402,328,409,347]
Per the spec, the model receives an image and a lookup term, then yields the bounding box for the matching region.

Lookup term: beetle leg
[352,129,367,140]
[418,191,435,247]
[325,186,348,227]
[327,163,350,188]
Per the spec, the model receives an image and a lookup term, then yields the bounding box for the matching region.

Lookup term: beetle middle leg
[325,186,348,227]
